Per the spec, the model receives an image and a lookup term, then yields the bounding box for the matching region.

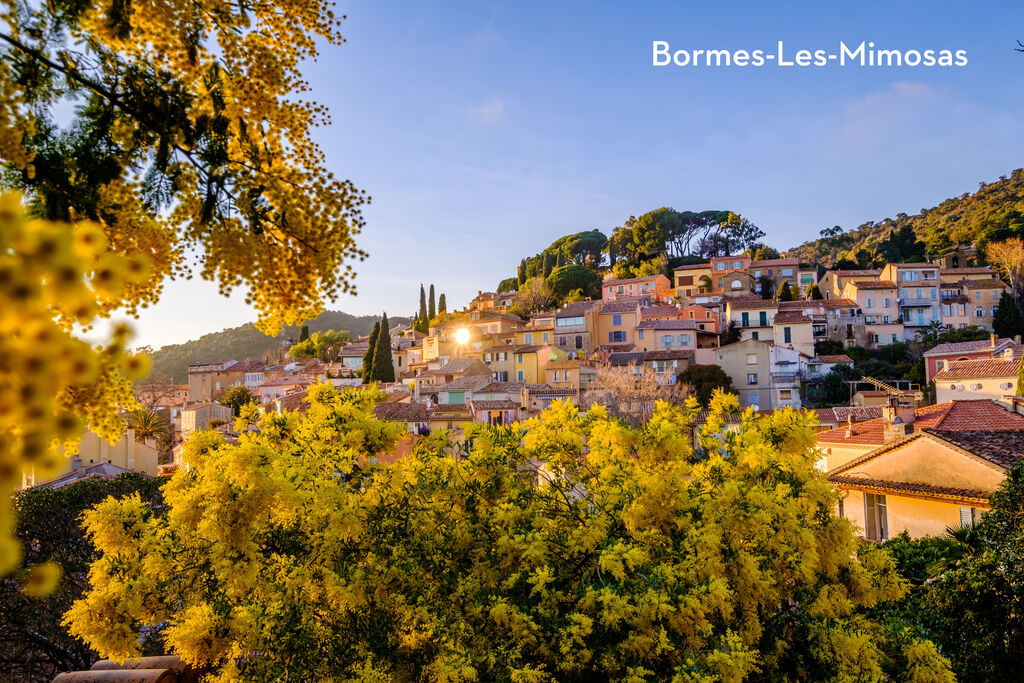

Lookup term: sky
[129,0,1024,349]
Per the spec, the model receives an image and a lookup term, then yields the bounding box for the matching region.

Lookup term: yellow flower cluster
[0,194,150,573]
[65,385,955,681]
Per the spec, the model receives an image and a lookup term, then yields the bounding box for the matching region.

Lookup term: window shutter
[959,506,973,528]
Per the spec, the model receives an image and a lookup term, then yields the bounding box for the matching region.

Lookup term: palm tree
[914,320,947,349]
[127,408,169,443]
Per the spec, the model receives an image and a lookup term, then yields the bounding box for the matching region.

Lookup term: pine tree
[806,283,824,300]
[543,252,553,278]
[419,284,428,323]
[994,291,1024,340]
[778,282,795,301]
[517,260,527,287]
[428,285,436,321]
[438,293,447,315]
[362,322,380,384]
[555,251,563,269]
[299,325,310,342]
[372,313,395,383]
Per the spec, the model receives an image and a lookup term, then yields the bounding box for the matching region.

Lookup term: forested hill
[145,311,410,383]
[785,168,1024,265]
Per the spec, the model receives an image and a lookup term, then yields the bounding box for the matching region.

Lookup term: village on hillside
[21,245,1024,547]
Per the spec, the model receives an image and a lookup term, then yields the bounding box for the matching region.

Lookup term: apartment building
[601,274,672,302]
[880,262,941,341]
[635,319,700,352]
[818,270,881,299]
[934,358,1020,402]
[772,311,814,357]
[553,300,602,354]
[696,339,772,409]
[840,280,903,349]
[673,263,713,300]
[596,299,643,346]
[725,298,778,342]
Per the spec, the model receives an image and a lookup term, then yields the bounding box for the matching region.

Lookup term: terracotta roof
[640,305,681,320]
[829,270,881,277]
[475,381,526,394]
[828,474,992,505]
[817,399,1024,445]
[259,376,315,388]
[728,298,778,311]
[417,359,491,378]
[429,403,473,415]
[674,263,711,271]
[603,275,667,286]
[512,344,543,353]
[439,375,495,391]
[940,267,995,275]
[470,399,521,411]
[964,279,1008,289]
[608,352,645,366]
[851,280,897,290]
[750,258,799,267]
[923,338,1009,357]
[934,358,1020,381]
[813,406,883,425]
[595,344,636,353]
[816,354,854,364]
[642,349,694,362]
[636,319,700,330]
[930,429,1024,469]
[773,311,811,324]
[819,298,859,310]
[600,300,643,314]
[530,387,578,396]
[557,300,602,317]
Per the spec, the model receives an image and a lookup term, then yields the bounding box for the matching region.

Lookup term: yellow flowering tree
[66,386,953,681]
[0,0,364,570]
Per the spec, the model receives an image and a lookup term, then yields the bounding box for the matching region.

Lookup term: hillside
[785,168,1024,265]
[145,311,410,383]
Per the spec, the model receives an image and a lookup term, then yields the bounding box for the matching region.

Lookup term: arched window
[731,279,742,290]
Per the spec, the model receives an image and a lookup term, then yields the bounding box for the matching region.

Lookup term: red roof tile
[933,358,1020,381]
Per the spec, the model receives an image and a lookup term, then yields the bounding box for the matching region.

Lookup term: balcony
[941,294,968,304]
[900,298,935,307]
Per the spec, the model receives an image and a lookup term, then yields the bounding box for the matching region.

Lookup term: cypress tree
[419,284,428,323]
[517,260,526,287]
[994,291,1024,340]
[428,284,436,321]
[1017,357,1024,398]
[438,293,447,315]
[555,251,563,269]
[373,313,395,383]
[542,251,552,278]
[777,282,795,301]
[298,325,310,342]
[362,321,380,384]
[806,283,824,300]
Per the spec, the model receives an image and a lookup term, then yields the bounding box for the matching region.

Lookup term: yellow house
[596,300,642,347]
[771,311,814,357]
[934,358,1019,403]
[673,263,714,300]
[21,428,161,489]
[816,400,1024,539]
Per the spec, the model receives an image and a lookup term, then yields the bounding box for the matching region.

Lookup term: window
[753,270,762,279]
[517,370,524,382]
[731,260,743,269]
[959,506,982,528]
[542,332,550,343]
[976,307,985,317]
[516,354,524,363]
[731,279,742,290]
[975,290,982,300]
[523,333,533,344]
[883,297,891,307]
[678,334,691,346]
[759,311,768,326]
[717,277,724,288]
[661,336,674,348]
[748,392,758,406]
[638,330,645,340]
[751,331,759,340]
[781,268,794,277]
[746,353,758,365]
[864,493,888,541]
[616,285,624,294]
[557,316,585,327]
[779,389,792,400]
[936,360,945,371]
[575,335,583,349]
[992,306,999,317]
[747,373,758,385]
[993,289,1000,300]
[612,314,622,326]
[610,331,627,343]
[715,262,726,270]
[783,327,792,344]
[741,312,750,327]
[866,298,873,308]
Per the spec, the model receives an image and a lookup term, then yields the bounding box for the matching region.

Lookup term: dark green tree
[371,313,395,383]
[428,285,436,321]
[993,291,1024,339]
[542,251,553,278]
[362,322,380,384]
[497,277,519,293]
[438,293,447,315]
[218,386,257,417]
[759,275,774,299]
[546,265,602,299]
[814,339,846,356]
[517,259,527,287]
[1,473,165,681]
[419,284,428,324]
[806,283,824,300]
[299,325,310,342]
[677,365,735,406]
[777,282,795,301]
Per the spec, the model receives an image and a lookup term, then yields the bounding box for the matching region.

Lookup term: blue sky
[130,0,1024,348]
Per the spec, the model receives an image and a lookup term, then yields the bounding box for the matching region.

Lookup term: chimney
[844,415,853,438]
[991,332,997,348]
[882,404,915,443]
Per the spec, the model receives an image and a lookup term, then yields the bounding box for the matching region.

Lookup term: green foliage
[371,313,395,383]
[1,473,164,681]
[677,364,735,405]
[822,364,857,404]
[845,346,871,363]
[814,339,845,356]
[438,293,447,315]
[788,169,1024,266]
[777,282,795,301]
[806,283,823,300]
[496,277,519,293]
[144,311,402,383]
[993,291,1024,339]
[65,389,952,681]
[361,322,380,384]
[545,264,601,299]
[288,329,351,363]
[874,464,1024,682]
[758,275,774,299]
[218,386,257,417]
[428,285,436,321]
[298,325,310,343]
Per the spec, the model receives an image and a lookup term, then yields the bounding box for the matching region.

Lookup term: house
[596,299,643,347]
[635,319,700,352]
[427,403,475,433]
[772,310,814,357]
[779,299,866,349]
[819,400,1024,539]
[840,280,903,349]
[22,427,162,489]
[469,400,522,426]
[256,376,315,405]
[180,401,234,435]
[673,263,714,300]
[338,341,370,373]
[818,270,882,299]
[879,262,941,341]
[934,358,1020,402]
[923,336,1021,382]
[512,344,570,384]
[678,304,721,334]
[725,298,778,342]
[187,360,252,402]
[769,344,803,409]
[373,401,430,434]
[695,339,773,409]
[641,349,693,383]
[435,374,495,405]
[601,274,672,302]
[553,300,602,354]
[812,406,883,431]
[413,358,492,399]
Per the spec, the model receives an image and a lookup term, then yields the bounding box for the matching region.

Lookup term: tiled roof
[557,300,602,317]
[940,267,994,275]
[773,311,811,324]
[608,352,645,366]
[923,338,1007,357]
[595,344,636,353]
[891,262,937,268]
[642,349,694,361]
[512,344,542,353]
[750,258,799,267]
[830,270,881,277]
[636,319,700,330]
[417,359,491,378]
[930,429,1024,469]
[817,399,1024,445]
[964,279,1008,289]
[640,305,681,319]
[475,381,526,394]
[470,399,521,411]
[728,297,778,310]
[813,406,882,425]
[603,275,666,286]
[851,280,897,289]
[674,263,711,271]
[828,474,992,505]
[429,403,473,415]
[438,375,495,391]
[933,358,1020,381]
[600,300,643,314]
[816,354,854,364]
[259,376,315,387]
[819,298,859,309]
